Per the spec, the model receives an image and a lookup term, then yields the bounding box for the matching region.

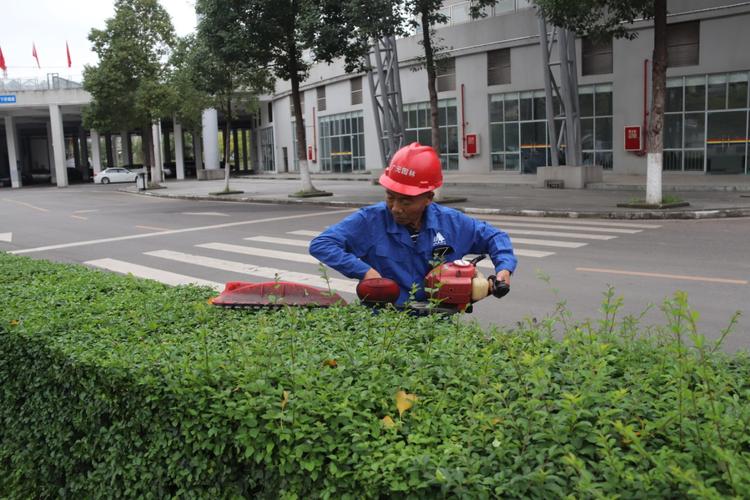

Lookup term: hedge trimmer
[210,255,509,314]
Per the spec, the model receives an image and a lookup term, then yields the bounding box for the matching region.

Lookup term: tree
[403,1,450,159]
[531,0,665,205]
[189,6,273,193]
[206,0,383,196]
[83,0,176,178]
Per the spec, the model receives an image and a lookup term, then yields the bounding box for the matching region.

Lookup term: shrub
[0,252,749,498]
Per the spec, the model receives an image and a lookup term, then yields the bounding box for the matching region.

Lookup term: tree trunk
[647,0,667,205]
[291,69,316,193]
[421,10,441,153]
[223,96,232,192]
[421,9,443,200]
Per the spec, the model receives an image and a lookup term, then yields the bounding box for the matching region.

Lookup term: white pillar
[46,120,56,183]
[121,130,130,167]
[201,108,220,170]
[90,130,102,174]
[151,121,163,183]
[173,115,185,180]
[49,104,68,187]
[3,116,21,188]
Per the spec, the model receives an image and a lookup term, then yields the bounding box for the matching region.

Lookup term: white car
[93,168,138,184]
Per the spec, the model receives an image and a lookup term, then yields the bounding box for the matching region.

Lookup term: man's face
[385,189,433,228]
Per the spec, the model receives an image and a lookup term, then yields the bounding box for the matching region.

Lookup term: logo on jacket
[433,232,446,246]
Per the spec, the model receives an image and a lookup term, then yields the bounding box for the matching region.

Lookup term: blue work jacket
[309,202,517,305]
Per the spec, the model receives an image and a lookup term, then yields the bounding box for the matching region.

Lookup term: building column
[3,116,21,188]
[232,128,240,171]
[173,116,185,180]
[91,129,102,174]
[193,129,203,171]
[46,121,56,183]
[105,134,114,168]
[49,104,68,188]
[162,126,172,166]
[121,130,130,167]
[151,121,163,183]
[201,108,220,170]
[242,129,249,171]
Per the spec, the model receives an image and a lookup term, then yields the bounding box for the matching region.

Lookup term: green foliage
[1,253,749,498]
[82,0,176,132]
[530,0,654,40]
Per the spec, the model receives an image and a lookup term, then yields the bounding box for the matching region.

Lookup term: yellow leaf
[281,390,289,411]
[9,319,19,326]
[207,297,215,304]
[491,417,502,426]
[323,359,338,368]
[396,390,417,417]
[381,415,395,428]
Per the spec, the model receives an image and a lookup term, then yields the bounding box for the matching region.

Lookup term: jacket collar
[382,202,440,244]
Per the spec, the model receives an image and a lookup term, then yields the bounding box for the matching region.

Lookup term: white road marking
[3,198,48,212]
[85,258,224,290]
[479,249,554,260]
[289,230,321,237]
[250,236,553,258]
[577,267,748,285]
[181,212,230,217]
[197,242,318,264]
[491,221,641,234]
[507,229,616,240]
[9,208,354,255]
[245,236,310,247]
[70,215,88,221]
[0,232,12,243]
[73,209,99,214]
[136,225,171,231]
[145,250,356,294]
[511,237,587,248]
[478,215,662,229]
[289,230,582,249]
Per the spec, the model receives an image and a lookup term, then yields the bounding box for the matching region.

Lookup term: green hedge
[1,252,749,498]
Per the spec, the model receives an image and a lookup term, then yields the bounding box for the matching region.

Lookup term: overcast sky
[0,0,197,82]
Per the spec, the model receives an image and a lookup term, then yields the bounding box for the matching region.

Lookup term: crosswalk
[84,216,662,297]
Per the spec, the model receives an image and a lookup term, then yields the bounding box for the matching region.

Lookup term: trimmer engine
[423,256,490,312]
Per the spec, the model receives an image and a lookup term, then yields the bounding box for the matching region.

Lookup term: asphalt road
[2,183,749,351]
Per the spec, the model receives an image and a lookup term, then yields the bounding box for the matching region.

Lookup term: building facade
[257,0,750,176]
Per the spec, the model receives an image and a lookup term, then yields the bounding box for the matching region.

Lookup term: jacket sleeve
[308,211,373,280]
[466,217,518,275]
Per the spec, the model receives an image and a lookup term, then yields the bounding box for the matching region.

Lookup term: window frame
[487,48,511,86]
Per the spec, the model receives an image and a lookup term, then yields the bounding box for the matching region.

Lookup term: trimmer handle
[488,275,510,299]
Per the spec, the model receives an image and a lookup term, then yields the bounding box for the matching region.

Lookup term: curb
[125,189,750,219]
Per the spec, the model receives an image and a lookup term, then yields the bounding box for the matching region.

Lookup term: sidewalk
[126,171,750,219]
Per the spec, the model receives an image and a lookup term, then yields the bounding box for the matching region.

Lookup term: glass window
[579,88,594,117]
[520,92,533,121]
[684,112,705,148]
[667,21,700,67]
[582,36,613,75]
[728,73,748,109]
[490,96,503,122]
[667,78,683,112]
[259,127,275,172]
[317,86,326,112]
[487,48,511,86]
[664,114,683,149]
[437,58,456,92]
[319,111,365,172]
[707,74,726,110]
[595,117,613,150]
[402,99,459,169]
[267,102,273,123]
[685,76,705,111]
[581,118,594,149]
[504,95,519,121]
[350,77,363,105]
[595,85,613,115]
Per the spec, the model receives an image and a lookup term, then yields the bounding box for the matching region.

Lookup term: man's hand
[363,268,382,280]
[488,270,511,299]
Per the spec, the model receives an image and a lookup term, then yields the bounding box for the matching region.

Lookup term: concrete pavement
[125,171,750,219]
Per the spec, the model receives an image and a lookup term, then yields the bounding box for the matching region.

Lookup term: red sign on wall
[465,133,479,156]
[624,126,642,151]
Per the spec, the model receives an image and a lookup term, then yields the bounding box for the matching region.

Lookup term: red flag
[0,46,6,73]
[32,42,40,68]
[66,41,72,68]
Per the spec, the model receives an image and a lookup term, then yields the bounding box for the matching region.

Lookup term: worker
[309,142,517,306]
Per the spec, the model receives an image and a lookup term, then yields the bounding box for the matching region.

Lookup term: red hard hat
[379,142,443,196]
